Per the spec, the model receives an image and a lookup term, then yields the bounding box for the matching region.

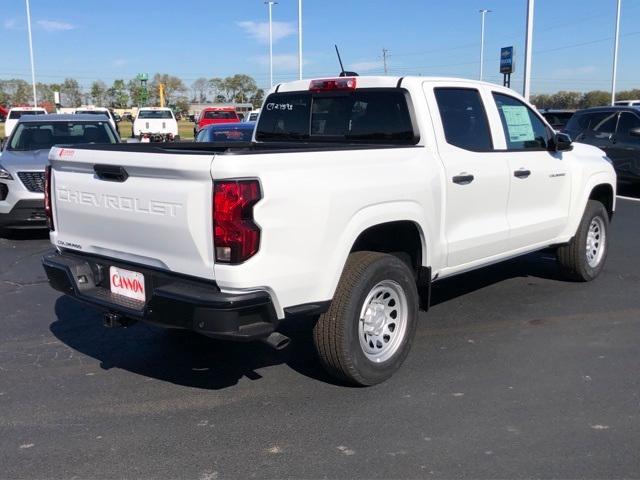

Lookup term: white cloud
[4,18,17,29]
[237,20,295,44]
[253,53,309,70]
[37,20,76,32]
[350,60,384,72]
[553,65,597,78]
[112,58,127,68]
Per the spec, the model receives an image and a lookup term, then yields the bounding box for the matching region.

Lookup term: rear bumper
[0,199,47,228]
[42,250,279,341]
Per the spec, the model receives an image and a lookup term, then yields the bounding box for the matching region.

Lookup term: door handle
[513,169,531,179]
[94,164,129,182]
[452,173,474,185]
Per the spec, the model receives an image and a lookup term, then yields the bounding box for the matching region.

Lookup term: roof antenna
[335,44,359,77]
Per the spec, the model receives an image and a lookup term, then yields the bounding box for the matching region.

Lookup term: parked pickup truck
[42,76,616,385]
[132,107,179,142]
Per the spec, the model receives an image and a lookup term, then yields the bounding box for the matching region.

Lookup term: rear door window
[433,88,493,151]
[566,111,618,134]
[616,112,640,136]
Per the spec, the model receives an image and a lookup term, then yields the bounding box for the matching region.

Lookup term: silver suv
[0,114,120,230]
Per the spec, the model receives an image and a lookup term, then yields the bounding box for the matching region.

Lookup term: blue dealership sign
[500,46,515,74]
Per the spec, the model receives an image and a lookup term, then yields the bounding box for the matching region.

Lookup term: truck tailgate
[49,147,215,280]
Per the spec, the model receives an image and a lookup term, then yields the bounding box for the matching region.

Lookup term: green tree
[149,73,186,105]
[36,82,55,105]
[191,78,209,103]
[617,89,640,101]
[90,80,108,106]
[174,96,190,115]
[60,78,83,107]
[107,79,129,108]
[209,77,225,102]
[580,90,610,108]
[251,88,265,108]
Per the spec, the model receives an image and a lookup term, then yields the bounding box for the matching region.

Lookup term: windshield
[137,110,174,119]
[9,110,46,119]
[8,121,118,151]
[76,110,110,117]
[256,89,417,143]
[196,126,254,142]
[203,110,238,120]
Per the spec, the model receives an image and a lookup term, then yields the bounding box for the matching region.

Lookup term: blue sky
[3,0,640,95]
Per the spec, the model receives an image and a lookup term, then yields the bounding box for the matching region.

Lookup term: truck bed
[64,141,421,155]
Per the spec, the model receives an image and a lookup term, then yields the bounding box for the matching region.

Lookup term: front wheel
[313,251,419,386]
[557,200,610,281]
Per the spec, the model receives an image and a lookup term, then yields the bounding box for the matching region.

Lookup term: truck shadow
[0,228,50,240]
[50,295,336,389]
[430,250,564,306]
[49,251,563,390]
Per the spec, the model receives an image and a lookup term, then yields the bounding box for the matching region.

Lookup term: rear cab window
[9,110,46,119]
[137,110,174,119]
[256,89,419,144]
[203,111,238,120]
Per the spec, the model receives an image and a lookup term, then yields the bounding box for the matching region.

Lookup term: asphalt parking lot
[1,190,639,479]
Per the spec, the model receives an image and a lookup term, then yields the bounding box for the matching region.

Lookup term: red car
[194,107,240,136]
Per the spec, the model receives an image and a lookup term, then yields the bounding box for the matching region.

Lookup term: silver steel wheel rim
[586,216,606,268]
[358,280,408,363]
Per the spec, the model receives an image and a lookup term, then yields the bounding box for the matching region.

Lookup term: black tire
[557,200,609,281]
[313,251,419,386]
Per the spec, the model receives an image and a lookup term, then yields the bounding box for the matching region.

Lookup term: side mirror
[553,132,573,152]
[629,127,640,138]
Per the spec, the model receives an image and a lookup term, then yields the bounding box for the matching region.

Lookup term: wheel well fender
[320,202,431,303]
[564,174,616,239]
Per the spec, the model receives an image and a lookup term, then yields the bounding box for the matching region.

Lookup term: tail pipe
[260,331,291,350]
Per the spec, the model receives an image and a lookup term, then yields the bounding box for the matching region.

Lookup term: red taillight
[44,165,54,231]
[309,77,357,92]
[213,180,261,264]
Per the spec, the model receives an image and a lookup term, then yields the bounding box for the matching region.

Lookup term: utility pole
[522,0,534,101]
[479,9,491,81]
[298,0,303,80]
[611,0,622,105]
[382,48,389,75]
[159,83,165,108]
[25,0,37,107]
[265,1,278,87]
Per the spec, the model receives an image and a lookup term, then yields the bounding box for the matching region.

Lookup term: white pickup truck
[42,76,616,385]
[132,107,179,142]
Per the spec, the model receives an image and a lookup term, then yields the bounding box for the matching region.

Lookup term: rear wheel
[313,251,419,386]
[557,200,609,281]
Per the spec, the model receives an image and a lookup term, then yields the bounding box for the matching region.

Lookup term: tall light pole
[611,0,622,105]
[522,0,534,101]
[265,1,278,88]
[479,9,491,80]
[25,0,37,107]
[297,0,303,80]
